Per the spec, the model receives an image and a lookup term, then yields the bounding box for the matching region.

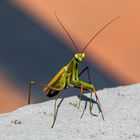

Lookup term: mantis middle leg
[78,66,104,118]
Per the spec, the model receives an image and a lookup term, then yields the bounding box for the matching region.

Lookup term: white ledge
[0,84,140,140]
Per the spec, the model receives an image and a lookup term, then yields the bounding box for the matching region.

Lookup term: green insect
[28,12,120,128]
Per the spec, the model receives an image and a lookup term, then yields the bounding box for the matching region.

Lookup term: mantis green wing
[43,67,66,97]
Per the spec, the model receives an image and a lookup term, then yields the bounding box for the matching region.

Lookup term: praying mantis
[28,12,120,128]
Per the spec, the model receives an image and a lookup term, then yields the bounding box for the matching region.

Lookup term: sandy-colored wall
[11,0,140,83]
[0,0,140,112]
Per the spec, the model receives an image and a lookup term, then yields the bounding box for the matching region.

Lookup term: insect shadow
[77,94,104,120]
[54,93,103,124]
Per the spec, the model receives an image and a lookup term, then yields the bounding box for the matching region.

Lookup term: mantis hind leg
[28,80,65,128]
[28,81,45,104]
[51,91,62,128]
[28,80,62,104]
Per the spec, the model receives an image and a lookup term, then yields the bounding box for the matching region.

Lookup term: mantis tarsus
[28,12,120,128]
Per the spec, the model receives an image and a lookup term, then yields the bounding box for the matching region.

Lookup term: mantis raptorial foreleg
[78,66,104,118]
[78,67,97,116]
[93,88,104,120]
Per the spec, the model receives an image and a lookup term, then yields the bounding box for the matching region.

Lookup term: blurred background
[0,0,140,112]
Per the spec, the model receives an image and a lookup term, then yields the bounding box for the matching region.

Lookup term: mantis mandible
[28,12,120,128]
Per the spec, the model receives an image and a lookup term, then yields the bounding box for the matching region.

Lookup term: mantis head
[74,53,85,63]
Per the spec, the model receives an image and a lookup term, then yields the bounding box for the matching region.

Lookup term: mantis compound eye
[75,54,79,59]
[81,53,85,59]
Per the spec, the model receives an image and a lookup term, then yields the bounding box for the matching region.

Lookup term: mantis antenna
[82,16,121,53]
[55,12,79,52]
